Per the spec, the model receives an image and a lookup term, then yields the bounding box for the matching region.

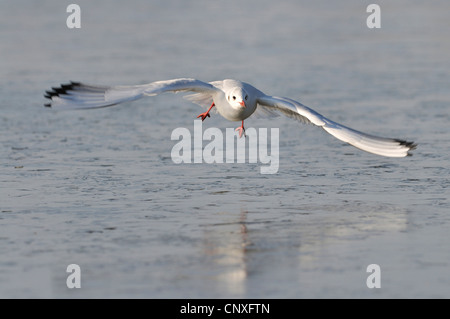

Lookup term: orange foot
[196,102,215,121]
[235,120,246,138]
[196,112,210,121]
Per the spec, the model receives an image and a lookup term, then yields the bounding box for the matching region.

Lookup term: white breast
[213,93,256,122]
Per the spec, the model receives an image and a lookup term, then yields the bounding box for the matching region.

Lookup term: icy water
[1,0,450,298]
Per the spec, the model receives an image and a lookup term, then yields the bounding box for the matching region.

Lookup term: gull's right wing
[44,78,219,110]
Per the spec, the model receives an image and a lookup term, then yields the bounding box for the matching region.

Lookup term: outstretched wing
[44,78,219,110]
[257,95,416,157]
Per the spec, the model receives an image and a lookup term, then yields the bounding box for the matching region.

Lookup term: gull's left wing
[257,95,416,157]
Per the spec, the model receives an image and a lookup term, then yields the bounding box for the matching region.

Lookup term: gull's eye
[232,96,236,101]
[245,95,248,100]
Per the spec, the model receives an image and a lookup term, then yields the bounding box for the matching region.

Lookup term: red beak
[239,101,246,108]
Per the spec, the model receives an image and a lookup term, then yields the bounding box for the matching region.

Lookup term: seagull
[44,78,416,157]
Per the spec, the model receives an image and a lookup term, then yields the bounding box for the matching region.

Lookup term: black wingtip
[44,90,55,98]
[44,90,53,107]
[395,139,417,156]
[45,81,81,97]
[44,81,83,107]
[51,86,68,95]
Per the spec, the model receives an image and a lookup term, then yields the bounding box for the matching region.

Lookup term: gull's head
[227,87,248,109]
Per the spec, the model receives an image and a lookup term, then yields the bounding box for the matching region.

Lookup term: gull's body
[45,78,416,157]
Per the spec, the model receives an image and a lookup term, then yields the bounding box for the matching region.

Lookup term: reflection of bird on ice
[201,209,250,296]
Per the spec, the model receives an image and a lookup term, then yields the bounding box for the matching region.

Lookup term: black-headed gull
[44,78,416,157]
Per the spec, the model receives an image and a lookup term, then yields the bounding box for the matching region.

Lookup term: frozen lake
[1,0,449,298]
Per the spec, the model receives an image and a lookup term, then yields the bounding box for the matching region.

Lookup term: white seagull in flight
[44,78,416,157]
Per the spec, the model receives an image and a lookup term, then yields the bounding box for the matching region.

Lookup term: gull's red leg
[197,102,215,121]
[235,120,246,138]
